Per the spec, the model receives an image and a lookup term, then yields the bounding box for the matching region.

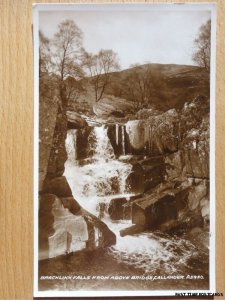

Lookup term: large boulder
[132,185,189,230]
[125,120,146,151]
[43,176,73,198]
[108,197,128,220]
[39,194,88,259]
[93,95,134,118]
[126,169,144,194]
[136,108,162,119]
[39,194,116,260]
[67,111,88,129]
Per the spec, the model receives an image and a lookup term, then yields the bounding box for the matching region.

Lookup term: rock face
[136,108,162,119]
[39,84,116,260]
[165,151,184,180]
[125,110,179,156]
[131,178,209,233]
[46,111,68,179]
[43,176,73,197]
[132,186,189,230]
[39,93,59,191]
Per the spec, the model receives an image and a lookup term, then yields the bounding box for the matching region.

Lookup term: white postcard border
[33,3,217,297]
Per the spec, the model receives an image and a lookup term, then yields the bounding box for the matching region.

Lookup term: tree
[83,49,120,102]
[53,19,83,81]
[122,65,162,109]
[64,76,85,103]
[52,20,84,106]
[39,30,52,76]
[192,20,211,71]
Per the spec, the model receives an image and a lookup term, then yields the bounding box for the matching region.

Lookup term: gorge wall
[38,84,116,260]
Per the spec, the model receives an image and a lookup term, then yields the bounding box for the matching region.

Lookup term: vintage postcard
[33,3,216,297]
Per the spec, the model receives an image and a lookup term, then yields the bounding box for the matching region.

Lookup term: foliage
[52,19,84,81]
[192,20,211,71]
[82,49,120,102]
[39,31,52,76]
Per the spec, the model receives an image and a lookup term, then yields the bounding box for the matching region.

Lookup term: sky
[39,8,211,70]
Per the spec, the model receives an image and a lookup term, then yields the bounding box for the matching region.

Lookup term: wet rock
[80,208,116,248]
[184,147,209,178]
[67,111,88,129]
[39,194,88,260]
[120,224,145,237]
[126,170,144,194]
[132,186,189,230]
[142,162,166,192]
[188,180,208,211]
[38,194,55,259]
[61,197,81,215]
[39,194,116,260]
[43,176,72,197]
[165,151,184,180]
[108,197,128,220]
[76,127,92,160]
[39,93,59,191]
[107,124,129,156]
[126,120,146,151]
[46,112,68,179]
[186,227,209,250]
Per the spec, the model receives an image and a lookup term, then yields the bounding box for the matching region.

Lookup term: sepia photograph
[33,3,216,297]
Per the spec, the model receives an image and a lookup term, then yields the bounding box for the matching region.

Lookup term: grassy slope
[73,63,210,113]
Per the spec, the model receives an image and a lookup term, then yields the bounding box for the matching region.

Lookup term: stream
[39,125,209,291]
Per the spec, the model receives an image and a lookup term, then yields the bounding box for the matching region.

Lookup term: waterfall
[66,129,78,163]
[116,124,119,146]
[64,125,133,217]
[121,126,126,155]
[92,126,115,160]
[62,125,207,282]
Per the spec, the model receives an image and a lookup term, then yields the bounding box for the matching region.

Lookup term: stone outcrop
[131,178,209,233]
[39,194,88,260]
[132,185,189,230]
[67,111,88,129]
[43,176,73,197]
[39,85,116,260]
[45,111,68,179]
[39,194,116,260]
[136,107,162,119]
[39,93,59,191]
[93,95,134,118]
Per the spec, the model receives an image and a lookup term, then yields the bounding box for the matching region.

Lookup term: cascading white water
[64,126,133,217]
[116,124,119,146]
[64,125,205,277]
[92,126,115,160]
[66,129,78,162]
[121,125,126,155]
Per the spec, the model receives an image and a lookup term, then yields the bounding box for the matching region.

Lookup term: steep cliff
[38,82,116,260]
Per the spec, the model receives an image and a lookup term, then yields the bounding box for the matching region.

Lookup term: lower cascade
[64,125,208,277]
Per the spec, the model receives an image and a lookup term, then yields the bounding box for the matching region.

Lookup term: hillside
[68,63,210,114]
[105,64,210,111]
